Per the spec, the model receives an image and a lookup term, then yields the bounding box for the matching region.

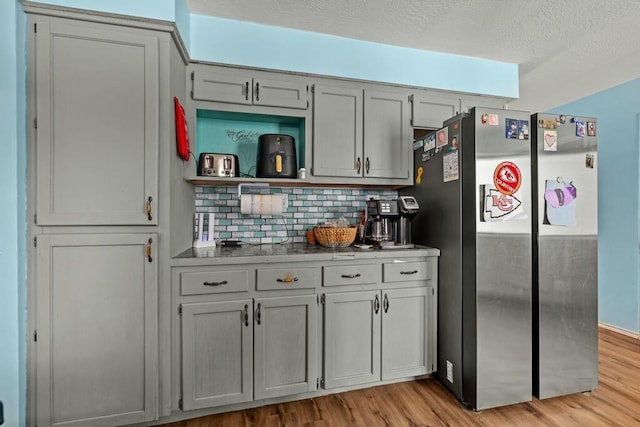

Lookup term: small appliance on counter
[198,153,239,177]
[256,134,297,178]
[364,198,398,247]
[395,196,419,248]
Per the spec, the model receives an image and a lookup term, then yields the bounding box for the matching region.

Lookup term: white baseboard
[599,322,640,339]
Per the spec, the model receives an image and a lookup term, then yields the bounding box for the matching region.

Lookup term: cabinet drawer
[383,261,431,283]
[256,267,320,290]
[181,269,250,295]
[322,264,380,286]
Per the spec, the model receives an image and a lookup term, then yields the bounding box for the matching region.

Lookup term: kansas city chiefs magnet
[493,161,522,195]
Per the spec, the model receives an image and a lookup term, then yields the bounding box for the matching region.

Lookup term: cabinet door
[36,234,158,427]
[181,300,253,410]
[323,291,381,388]
[254,295,318,399]
[253,77,308,109]
[381,287,434,380]
[363,90,410,179]
[312,85,363,178]
[35,20,159,225]
[460,95,505,114]
[192,70,252,105]
[411,94,459,129]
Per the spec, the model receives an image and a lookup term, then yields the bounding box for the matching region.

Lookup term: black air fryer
[256,134,297,178]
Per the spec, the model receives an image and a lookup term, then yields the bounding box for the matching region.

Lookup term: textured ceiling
[186,0,640,111]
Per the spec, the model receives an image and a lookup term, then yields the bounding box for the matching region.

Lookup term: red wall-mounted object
[174,96,190,161]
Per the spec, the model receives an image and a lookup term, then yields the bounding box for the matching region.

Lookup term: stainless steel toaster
[198,153,239,177]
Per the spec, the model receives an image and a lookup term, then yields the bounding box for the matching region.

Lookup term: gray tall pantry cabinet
[27,10,183,426]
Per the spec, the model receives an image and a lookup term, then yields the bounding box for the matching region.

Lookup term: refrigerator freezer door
[533,114,598,399]
[463,108,532,410]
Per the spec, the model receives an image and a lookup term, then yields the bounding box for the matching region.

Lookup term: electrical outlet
[446,360,453,383]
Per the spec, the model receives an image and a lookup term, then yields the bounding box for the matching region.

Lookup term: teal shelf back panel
[196,110,305,177]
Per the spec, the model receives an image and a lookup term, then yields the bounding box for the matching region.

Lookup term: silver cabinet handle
[400,270,418,275]
[374,294,380,314]
[245,81,249,101]
[383,294,389,313]
[341,273,361,279]
[203,280,228,286]
[256,302,262,325]
[243,304,249,327]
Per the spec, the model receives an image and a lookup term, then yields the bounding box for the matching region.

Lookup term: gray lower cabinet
[312,85,410,182]
[181,295,317,410]
[323,290,381,388]
[35,233,158,427]
[192,69,308,109]
[323,287,435,389]
[181,300,253,410]
[381,287,434,380]
[254,295,318,399]
[34,18,159,225]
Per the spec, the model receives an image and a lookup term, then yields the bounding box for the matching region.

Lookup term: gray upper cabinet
[254,295,318,399]
[411,93,459,129]
[34,20,159,225]
[312,85,363,178]
[192,70,308,109]
[460,95,506,114]
[323,290,381,388]
[381,287,434,380]
[35,233,158,427]
[181,299,253,410]
[313,85,410,181]
[364,90,410,179]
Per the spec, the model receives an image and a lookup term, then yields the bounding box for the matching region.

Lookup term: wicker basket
[314,226,357,248]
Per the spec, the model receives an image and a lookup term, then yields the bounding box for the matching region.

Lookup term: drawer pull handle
[243,304,249,327]
[276,277,299,283]
[400,270,418,275]
[256,303,262,325]
[203,280,228,286]
[383,293,389,313]
[341,273,361,279]
[374,294,380,314]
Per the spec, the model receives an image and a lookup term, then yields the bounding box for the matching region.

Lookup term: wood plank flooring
[163,328,640,426]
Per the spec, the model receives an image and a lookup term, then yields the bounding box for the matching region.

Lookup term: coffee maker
[364,199,398,246]
[395,196,420,248]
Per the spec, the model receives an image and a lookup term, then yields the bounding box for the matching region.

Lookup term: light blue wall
[174,0,190,51]
[31,0,175,21]
[1,0,24,425]
[189,14,519,99]
[549,78,640,333]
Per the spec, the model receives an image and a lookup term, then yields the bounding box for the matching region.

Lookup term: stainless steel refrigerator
[401,107,532,410]
[531,113,598,399]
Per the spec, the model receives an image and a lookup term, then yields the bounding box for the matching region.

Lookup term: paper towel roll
[240,194,284,215]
